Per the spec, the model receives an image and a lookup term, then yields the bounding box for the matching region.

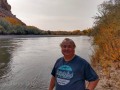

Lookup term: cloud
[8,0,108,30]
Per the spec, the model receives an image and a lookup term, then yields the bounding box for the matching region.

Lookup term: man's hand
[87,79,99,90]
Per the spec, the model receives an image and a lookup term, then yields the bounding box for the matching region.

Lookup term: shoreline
[0,35,85,39]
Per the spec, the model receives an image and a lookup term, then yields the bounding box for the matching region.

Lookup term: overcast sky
[7,0,108,31]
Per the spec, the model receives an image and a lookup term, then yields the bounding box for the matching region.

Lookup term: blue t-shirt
[51,55,98,90]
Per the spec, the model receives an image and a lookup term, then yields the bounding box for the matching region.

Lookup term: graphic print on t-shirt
[56,65,73,85]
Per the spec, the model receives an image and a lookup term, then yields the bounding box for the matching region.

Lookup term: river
[0,35,93,90]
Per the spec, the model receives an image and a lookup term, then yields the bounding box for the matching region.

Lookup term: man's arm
[87,79,99,90]
[49,76,55,90]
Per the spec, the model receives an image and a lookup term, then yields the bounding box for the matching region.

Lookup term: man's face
[61,41,75,57]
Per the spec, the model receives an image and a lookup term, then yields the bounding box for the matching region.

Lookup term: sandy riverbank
[95,66,120,90]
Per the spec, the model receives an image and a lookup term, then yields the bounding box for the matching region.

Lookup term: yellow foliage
[4,17,22,25]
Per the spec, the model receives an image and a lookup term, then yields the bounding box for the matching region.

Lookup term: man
[49,38,99,90]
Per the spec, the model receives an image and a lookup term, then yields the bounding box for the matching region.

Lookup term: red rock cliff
[0,0,25,25]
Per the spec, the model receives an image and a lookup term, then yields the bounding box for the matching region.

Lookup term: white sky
[7,0,108,31]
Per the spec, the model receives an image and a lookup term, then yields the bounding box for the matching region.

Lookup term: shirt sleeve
[51,59,59,77]
[51,64,56,77]
[84,62,99,82]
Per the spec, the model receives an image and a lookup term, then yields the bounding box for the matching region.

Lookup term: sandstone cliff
[0,0,25,25]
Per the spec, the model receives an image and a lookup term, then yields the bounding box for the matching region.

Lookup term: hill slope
[0,0,25,25]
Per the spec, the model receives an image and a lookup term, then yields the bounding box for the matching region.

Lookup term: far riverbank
[0,35,84,39]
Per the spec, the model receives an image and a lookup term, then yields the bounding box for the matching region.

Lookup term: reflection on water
[0,39,21,85]
[0,39,13,78]
[0,36,92,90]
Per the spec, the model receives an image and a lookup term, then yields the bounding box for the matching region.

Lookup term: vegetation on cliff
[0,17,45,35]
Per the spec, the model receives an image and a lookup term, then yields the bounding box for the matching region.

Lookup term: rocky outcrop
[0,0,11,11]
[0,0,25,25]
[0,0,14,17]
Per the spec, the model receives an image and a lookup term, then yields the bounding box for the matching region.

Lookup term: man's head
[60,38,76,57]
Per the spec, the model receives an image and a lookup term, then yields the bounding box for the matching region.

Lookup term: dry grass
[91,28,120,90]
